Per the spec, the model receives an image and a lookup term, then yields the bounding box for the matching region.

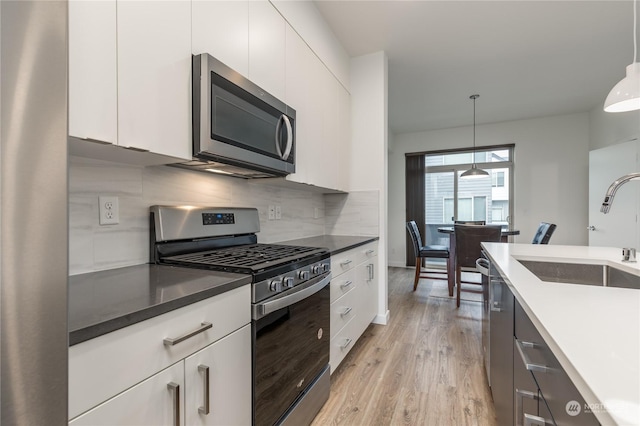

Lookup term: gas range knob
[269,279,283,292]
[312,265,322,274]
[298,270,310,280]
[322,263,330,273]
[283,276,295,289]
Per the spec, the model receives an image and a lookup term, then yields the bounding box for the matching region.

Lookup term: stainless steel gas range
[150,206,330,426]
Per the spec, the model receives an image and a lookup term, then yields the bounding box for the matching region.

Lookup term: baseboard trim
[373,310,390,325]
[389,261,410,268]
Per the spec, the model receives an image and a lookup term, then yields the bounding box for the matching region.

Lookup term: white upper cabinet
[117,0,191,160]
[337,83,351,191]
[69,0,192,162]
[248,0,286,101]
[68,0,117,144]
[192,1,249,77]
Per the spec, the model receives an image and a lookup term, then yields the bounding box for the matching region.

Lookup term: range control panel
[202,212,235,225]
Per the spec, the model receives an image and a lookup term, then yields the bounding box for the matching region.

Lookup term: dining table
[437,226,520,296]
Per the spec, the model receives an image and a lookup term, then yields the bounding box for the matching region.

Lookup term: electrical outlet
[99,196,119,225]
[275,205,282,220]
[268,205,275,220]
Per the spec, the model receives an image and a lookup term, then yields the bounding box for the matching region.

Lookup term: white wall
[350,51,389,324]
[388,113,590,266]
[589,105,639,150]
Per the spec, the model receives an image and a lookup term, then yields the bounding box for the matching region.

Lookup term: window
[422,145,514,246]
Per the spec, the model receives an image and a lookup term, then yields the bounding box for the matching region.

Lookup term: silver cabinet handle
[515,389,539,426]
[167,382,181,426]
[340,280,353,289]
[340,259,352,266]
[163,322,212,346]
[340,307,353,317]
[367,264,374,280]
[524,413,553,426]
[515,338,552,373]
[198,365,210,415]
[365,249,375,255]
[588,225,596,231]
[339,338,353,350]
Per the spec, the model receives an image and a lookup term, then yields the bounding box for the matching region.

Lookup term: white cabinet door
[588,139,639,248]
[192,1,249,77]
[249,0,286,101]
[184,325,252,426]
[337,84,351,192]
[68,0,117,144]
[117,0,191,160]
[284,24,314,186]
[69,362,184,426]
[354,257,377,337]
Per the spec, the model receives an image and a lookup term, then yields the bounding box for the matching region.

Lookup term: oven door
[252,273,330,426]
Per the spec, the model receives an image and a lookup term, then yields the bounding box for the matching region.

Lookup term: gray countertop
[69,264,251,346]
[277,235,379,255]
[69,235,377,346]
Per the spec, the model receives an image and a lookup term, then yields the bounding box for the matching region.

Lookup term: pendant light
[604,0,640,112]
[461,94,489,178]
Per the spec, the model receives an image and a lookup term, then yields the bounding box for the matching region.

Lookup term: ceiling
[314,0,636,135]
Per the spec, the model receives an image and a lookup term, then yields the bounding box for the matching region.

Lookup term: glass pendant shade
[604,63,640,112]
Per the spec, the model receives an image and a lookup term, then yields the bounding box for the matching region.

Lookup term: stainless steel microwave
[187,53,296,178]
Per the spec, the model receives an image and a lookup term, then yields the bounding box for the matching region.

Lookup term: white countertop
[482,243,640,426]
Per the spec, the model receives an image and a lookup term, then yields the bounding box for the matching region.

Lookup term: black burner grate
[162,244,324,273]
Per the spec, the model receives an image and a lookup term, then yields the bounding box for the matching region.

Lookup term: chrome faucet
[601,172,640,213]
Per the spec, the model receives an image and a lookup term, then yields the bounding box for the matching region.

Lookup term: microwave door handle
[274,115,284,159]
[281,115,293,160]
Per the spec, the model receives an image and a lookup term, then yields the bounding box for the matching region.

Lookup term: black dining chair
[532,222,556,244]
[454,220,486,225]
[406,221,451,291]
[454,224,502,307]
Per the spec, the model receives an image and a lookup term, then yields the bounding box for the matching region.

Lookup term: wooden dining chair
[532,222,556,244]
[406,221,451,291]
[454,224,502,307]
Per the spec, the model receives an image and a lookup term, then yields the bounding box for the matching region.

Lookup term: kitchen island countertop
[69,264,251,346]
[276,235,379,255]
[482,243,640,426]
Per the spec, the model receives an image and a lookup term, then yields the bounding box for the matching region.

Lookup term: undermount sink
[517,260,640,289]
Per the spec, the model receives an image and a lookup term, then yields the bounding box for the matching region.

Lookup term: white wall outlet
[275,205,282,220]
[268,205,275,220]
[313,207,323,219]
[99,196,119,225]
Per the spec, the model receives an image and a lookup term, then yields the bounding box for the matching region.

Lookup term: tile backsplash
[69,156,379,275]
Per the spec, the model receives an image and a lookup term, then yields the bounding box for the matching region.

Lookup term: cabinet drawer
[330,267,357,303]
[331,242,377,276]
[514,301,599,426]
[330,317,358,374]
[330,284,359,336]
[69,285,250,419]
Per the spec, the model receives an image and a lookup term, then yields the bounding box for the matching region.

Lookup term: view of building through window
[423,147,513,248]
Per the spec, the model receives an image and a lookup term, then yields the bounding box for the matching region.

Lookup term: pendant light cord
[634,0,637,63]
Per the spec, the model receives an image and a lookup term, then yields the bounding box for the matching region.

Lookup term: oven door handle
[253,273,331,320]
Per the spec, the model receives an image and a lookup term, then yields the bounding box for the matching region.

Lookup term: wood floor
[312,267,497,426]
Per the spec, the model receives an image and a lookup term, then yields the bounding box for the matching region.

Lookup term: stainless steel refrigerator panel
[1,1,69,424]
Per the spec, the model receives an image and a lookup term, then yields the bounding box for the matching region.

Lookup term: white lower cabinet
[184,325,252,426]
[70,362,184,426]
[70,325,251,426]
[69,285,251,425]
[329,242,378,373]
